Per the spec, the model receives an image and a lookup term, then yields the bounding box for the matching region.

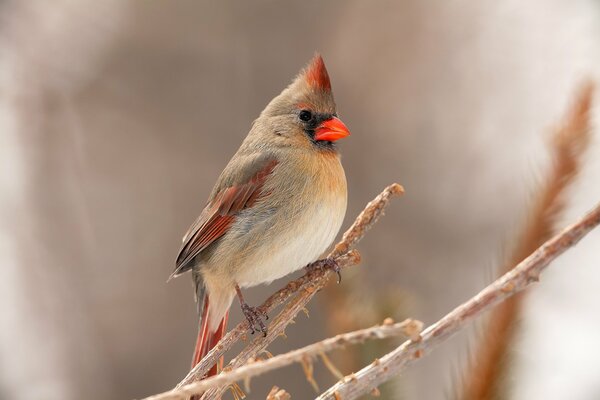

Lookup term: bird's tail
[187,274,229,400]
[191,294,229,374]
[191,271,229,377]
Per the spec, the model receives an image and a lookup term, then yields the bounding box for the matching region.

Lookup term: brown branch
[266,386,290,400]
[141,319,422,400]
[136,183,404,399]
[175,250,361,389]
[462,82,594,400]
[317,200,600,399]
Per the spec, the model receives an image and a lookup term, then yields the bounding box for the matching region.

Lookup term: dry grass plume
[461,82,594,400]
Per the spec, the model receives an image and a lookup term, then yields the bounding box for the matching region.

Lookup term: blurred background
[1,1,599,399]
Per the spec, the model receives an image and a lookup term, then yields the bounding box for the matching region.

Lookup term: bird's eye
[299,110,313,122]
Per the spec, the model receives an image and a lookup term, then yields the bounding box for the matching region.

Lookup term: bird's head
[250,54,350,152]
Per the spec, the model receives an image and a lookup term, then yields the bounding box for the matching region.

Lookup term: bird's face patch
[253,54,348,152]
[293,104,350,148]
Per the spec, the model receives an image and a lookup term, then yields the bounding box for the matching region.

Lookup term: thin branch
[266,386,290,400]
[144,319,422,400]
[176,250,361,389]
[146,183,404,398]
[317,200,600,399]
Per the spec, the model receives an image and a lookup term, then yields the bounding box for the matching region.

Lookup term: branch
[137,183,404,400]
[266,386,290,400]
[142,319,422,400]
[317,200,600,399]
[177,250,361,389]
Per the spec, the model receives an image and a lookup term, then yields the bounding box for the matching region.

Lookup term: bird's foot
[240,303,268,336]
[305,257,342,283]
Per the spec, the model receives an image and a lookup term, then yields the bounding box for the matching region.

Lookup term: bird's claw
[306,258,342,284]
[241,303,268,336]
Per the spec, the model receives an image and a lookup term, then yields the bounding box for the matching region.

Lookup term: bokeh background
[1,1,599,399]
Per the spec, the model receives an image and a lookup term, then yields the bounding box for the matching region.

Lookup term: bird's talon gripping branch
[306,258,342,284]
[236,284,268,336]
[240,303,268,336]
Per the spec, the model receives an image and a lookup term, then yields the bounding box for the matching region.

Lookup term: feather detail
[304,53,331,92]
[172,158,278,277]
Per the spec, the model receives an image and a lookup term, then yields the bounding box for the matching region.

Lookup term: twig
[138,183,404,399]
[176,250,361,389]
[266,386,290,400]
[142,319,422,400]
[317,200,600,399]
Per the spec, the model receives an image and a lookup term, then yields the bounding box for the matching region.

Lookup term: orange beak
[314,117,350,142]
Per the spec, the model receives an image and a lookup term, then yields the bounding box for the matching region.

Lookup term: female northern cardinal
[171,54,350,376]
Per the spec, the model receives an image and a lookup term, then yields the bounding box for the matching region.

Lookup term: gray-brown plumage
[171,54,350,375]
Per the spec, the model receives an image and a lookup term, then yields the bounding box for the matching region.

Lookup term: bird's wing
[172,154,278,277]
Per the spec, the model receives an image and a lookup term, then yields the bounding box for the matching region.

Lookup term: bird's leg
[305,258,342,283]
[235,284,268,336]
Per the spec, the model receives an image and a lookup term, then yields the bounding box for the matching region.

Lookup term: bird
[170,54,350,377]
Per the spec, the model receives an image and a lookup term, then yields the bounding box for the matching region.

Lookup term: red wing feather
[173,158,278,274]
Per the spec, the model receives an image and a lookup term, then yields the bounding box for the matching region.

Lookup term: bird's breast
[233,152,347,287]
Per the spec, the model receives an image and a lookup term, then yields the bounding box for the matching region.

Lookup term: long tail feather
[189,270,230,400]
[190,295,229,400]
[191,294,229,375]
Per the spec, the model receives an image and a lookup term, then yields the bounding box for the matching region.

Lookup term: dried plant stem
[266,386,290,400]
[176,250,361,389]
[143,319,422,400]
[462,82,594,400]
[317,201,600,400]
